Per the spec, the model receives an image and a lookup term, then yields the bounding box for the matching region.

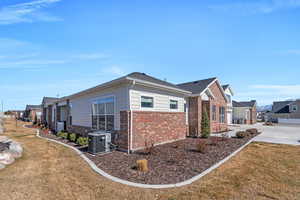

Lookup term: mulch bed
[40,130,259,185]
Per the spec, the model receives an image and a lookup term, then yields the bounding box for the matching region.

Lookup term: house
[177,77,229,136]
[222,84,234,124]
[42,73,191,151]
[7,110,24,119]
[268,100,300,124]
[41,73,234,152]
[41,97,59,129]
[232,100,257,124]
[24,105,42,123]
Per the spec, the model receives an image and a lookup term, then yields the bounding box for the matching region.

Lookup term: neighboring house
[41,97,59,129]
[222,84,234,124]
[24,105,42,123]
[8,110,24,119]
[177,77,229,136]
[268,100,300,124]
[232,100,257,124]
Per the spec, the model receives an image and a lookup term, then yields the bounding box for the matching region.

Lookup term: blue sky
[0,0,300,110]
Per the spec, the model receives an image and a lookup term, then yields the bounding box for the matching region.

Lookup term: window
[219,107,225,123]
[226,94,231,102]
[92,97,114,131]
[184,103,187,112]
[292,105,298,112]
[141,96,153,108]
[212,105,216,121]
[170,100,178,109]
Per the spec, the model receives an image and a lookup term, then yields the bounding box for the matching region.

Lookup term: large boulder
[0,152,15,165]
[7,142,23,158]
[0,136,11,143]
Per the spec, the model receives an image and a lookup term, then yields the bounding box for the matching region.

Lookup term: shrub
[76,137,88,146]
[136,159,148,172]
[236,131,247,138]
[57,131,65,138]
[197,140,207,153]
[69,133,77,142]
[201,111,210,138]
[264,122,273,126]
[144,140,154,155]
[246,128,258,135]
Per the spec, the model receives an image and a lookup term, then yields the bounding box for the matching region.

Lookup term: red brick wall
[208,82,228,133]
[250,107,257,124]
[188,96,201,137]
[131,111,187,150]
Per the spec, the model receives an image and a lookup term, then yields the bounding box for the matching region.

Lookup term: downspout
[128,80,135,154]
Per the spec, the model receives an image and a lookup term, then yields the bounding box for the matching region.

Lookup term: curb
[36,129,255,189]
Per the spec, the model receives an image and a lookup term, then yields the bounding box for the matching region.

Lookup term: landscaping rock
[7,141,23,158]
[0,152,15,165]
[0,136,10,143]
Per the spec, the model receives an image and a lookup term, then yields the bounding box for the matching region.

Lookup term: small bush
[201,111,210,138]
[264,122,273,126]
[69,133,77,142]
[136,159,148,172]
[144,140,154,155]
[236,131,247,138]
[76,137,88,146]
[57,131,65,138]
[197,140,207,153]
[246,128,258,135]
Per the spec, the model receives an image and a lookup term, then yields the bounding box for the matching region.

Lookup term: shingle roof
[127,72,187,91]
[25,105,41,110]
[42,97,59,105]
[233,100,256,108]
[222,84,230,90]
[176,77,217,94]
[272,100,293,113]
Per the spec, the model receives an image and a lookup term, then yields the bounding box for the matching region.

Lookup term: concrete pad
[227,123,300,146]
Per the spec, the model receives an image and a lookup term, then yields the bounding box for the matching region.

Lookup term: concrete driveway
[227,123,300,146]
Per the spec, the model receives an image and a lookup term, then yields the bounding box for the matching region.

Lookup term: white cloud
[0,38,29,48]
[209,0,300,15]
[0,0,62,25]
[284,49,300,55]
[0,59,67,69]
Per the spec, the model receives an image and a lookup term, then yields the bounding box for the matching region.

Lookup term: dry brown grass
[0,118,299,200]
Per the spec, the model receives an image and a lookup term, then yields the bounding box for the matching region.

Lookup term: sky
[0,0,300,110]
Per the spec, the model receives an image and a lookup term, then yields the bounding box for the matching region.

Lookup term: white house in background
[222,84,234,124]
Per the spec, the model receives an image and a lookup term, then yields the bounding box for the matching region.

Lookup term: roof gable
[233,100,256,108]
[177,77,217,94]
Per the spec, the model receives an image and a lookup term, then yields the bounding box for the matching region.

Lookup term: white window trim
[90,95,116,130]
[291,105,298,112]
[140,95,155,110]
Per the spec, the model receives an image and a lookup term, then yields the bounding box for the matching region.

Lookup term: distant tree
[201,111,210,138]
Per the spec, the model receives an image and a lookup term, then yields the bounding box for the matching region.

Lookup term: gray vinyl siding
[70,85,129,130]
